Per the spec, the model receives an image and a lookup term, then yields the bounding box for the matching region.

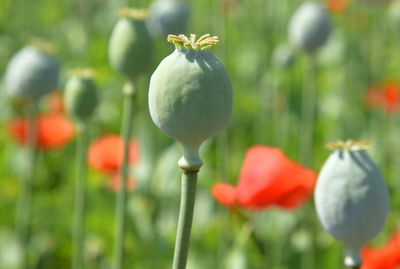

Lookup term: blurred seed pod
[314,140,390,267]
[149,34,232,167]
[147,0,190,38]
[4,43,59,100]
[108,8,153,82]
[271,43,296,69]
[64,69,98,121]
[389,0,400,31]
[288,2,332,53]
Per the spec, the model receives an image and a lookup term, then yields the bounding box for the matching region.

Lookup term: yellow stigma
[68,68,96,78]
[167,34,219,50]
[117,8,149,20]
[29,38,57,54]
[325,139,372,151]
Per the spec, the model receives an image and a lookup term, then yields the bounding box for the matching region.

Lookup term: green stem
[299,52,317,167]
[172,170,198,269]
[15,102,37,269]
[72,123,88,269]
[346,266,361,269]
[112,81,136,269]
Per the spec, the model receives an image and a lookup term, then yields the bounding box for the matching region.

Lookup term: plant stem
[72,123,88,269]
[299,52,317,167]
[15,102,37,269]
[112,81,136,269]
[172,170,199,269]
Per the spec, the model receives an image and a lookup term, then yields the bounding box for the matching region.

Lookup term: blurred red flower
[361,231,400,269]
[8,113,74,149]
[212,183,237,208]
[326,0,349,13]
[87,135,139,174]
[110,173,136,193]
[212,145,317,210]
[45,90,65,113]
[364,82,400,114]
[88,135,139,192]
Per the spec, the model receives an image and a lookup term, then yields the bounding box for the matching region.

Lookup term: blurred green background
[1,0,400,268]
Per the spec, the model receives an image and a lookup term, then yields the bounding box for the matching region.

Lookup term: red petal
[236,145,316,210]
[87,135,139,174]
[46,90,65,113]
[110,173,136,192]
[8,114,74,149]
[326,0,349,13]
[361,231,400,269]
[37,114,74,149]
[211,183,237,208]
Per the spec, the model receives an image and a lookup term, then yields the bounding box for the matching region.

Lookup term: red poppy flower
[364,82,400,114]
[361,231,400,269]
[326,0,349,13]
[45,90,65,113]
[87,135,139,174]
[211,183,237,208]
[212,145,317,211]
[109,173,136,193]
[8,113,74,149]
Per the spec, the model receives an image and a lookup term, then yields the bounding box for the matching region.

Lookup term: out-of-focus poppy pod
[8,113,74,149]
[110,173,137,193]
[212,145,317,210]
[87,135,139,174]
[211,183,237,208]
[364,82,400,114]
[361,231,400,269]
[326,0,349,13]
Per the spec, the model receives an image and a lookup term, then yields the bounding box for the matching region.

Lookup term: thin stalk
[15,102,37,269]
[72,123,88,269]
[172,170,198,269]
[112,81,136,269]
[298,52,317,167]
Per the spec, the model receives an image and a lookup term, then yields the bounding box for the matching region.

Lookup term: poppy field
[1,0,400,268]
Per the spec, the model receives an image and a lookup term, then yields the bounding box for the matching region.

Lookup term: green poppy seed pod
[315,140,390,267]
[108,8,153,82]
[4,42,59,100]
[288,2,332,53]
[149,34,232,169]
[64,69,98,121]
[389,0,400,32]
[147,0,190,38]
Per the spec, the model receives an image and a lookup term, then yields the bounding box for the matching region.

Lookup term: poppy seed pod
[288,2,332,52]
[315,140,390,267]
[149,34,232,168]
[64,69,98,121]
[5,43,59,100]
[147,0,190,38]
[108,8,153,82]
